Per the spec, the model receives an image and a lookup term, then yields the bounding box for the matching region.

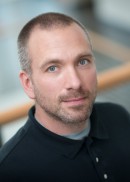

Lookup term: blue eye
[79,59,88,65]
[48,66,57,72]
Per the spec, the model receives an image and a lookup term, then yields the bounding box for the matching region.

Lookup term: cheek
[38,78,62,97]
[84,69,97,89]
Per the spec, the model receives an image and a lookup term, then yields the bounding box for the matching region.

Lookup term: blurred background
[0,0,130,146]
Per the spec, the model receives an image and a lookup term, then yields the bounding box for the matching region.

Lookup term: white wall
[94,0,130,30]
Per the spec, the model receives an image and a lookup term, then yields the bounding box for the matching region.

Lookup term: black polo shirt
[0,102,130,182]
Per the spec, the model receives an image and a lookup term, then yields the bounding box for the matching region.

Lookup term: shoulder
[91,102,130,139]
[94,102,129,116]
[0,120,30,165]
[93,102,130,125]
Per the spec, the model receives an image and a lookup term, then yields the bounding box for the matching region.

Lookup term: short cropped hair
[17,12,91,74]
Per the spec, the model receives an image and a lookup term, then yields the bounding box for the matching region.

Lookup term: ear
[19,70,35,99]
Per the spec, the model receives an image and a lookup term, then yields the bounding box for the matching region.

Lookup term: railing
[0,30,130,125]
[97,62,130,92]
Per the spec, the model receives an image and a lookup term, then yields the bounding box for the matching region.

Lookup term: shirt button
[104,174,108,179]
[96,157,99,163]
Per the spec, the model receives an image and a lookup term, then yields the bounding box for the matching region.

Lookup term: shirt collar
[28,104,109,159]
[89,103,109,140]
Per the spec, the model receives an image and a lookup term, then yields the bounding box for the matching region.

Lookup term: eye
[48,65,57,72]
[79,59,89,66]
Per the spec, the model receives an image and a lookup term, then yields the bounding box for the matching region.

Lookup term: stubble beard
[34,88,97,127]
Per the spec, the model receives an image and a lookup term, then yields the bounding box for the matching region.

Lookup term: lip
[64,97,85,102]
[62,97,86,106]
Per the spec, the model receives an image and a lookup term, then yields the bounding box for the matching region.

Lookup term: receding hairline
[18,12,90,46]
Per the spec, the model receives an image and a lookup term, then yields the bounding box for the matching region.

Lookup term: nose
[64,67,82,90]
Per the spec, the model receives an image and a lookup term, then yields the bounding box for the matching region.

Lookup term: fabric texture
[0,102,130,182]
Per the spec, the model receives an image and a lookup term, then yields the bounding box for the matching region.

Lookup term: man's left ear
[19,70,35,99]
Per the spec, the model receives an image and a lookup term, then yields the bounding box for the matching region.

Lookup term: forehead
[29,23,90,45]
[27,24,92,61]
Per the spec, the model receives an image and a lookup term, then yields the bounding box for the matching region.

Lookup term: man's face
[23,24,97,125]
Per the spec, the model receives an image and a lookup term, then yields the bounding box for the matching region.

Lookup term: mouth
[62,97,87,106]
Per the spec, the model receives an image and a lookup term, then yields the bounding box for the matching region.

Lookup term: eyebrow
[39,59,61,70]
[40,51,94,70]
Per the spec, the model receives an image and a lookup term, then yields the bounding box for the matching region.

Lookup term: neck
[35,107,89,136]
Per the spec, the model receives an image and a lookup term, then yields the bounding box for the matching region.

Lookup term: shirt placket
[86,138,115,182]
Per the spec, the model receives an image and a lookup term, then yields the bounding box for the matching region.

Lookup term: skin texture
[20,23,97,135]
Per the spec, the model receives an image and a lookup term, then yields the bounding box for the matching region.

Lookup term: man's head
[18,12,97,131]
[18,12,92,75]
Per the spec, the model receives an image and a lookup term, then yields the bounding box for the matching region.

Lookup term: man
[0,12,130,182]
